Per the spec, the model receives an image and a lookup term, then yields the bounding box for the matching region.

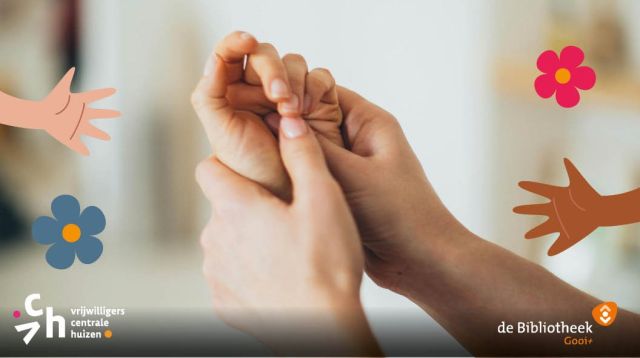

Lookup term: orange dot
[104,329,112,339]
[554,68,571,84]
[62,224,82,243]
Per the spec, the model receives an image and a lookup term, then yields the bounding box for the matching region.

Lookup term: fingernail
[280,94,299,114]
[203,55,215,76]
[270,79,289,99]
[240,32,254,41]
[281,117,308,139]
[303,94,311,114]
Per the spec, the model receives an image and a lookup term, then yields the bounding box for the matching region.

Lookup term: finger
[54,67,76,93]
[564,158,593,190]
[214,31,258,84]
[80,88,116,103]
[226,83,275,115]
[278,53,308,116]
[305,68,337,114]
[547,234,570,256]
[513,203,551,216]
[195,157,272,212]
[278,116,336,203]
[244,43,291,102]
[191,55,233,149]
[336,85,367,117]
[82,124,111,141]
[518,181,561,198]
[525,219,558,239]
[65,138,89,156]
[85,108,121,120]
[264,112,281,136]
[336,85,405,156]
[316,135,367,191]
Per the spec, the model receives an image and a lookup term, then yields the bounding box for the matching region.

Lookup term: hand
[315,86,467,294]
[514,158,605,255]
[0,67,119,155]
[191,31,342,199]
[196,117,379,356]
[40,68,118,155]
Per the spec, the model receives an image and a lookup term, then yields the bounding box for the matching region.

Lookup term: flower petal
[32,216,60,245]
[535,74,557,98]
[537,50,559,73]
[45,242,76,269]
[556,85,580,108]
[78,206,106,235]
[75,236,103,264]
[51,195,80,224]
[571,66,596,90]
[559,46,584,68]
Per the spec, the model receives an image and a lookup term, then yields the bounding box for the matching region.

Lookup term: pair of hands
[192,32,457,354]
[0,68,119,155]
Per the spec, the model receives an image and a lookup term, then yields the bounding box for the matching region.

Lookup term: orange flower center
[62,224,82,243]
[555,68,571,84]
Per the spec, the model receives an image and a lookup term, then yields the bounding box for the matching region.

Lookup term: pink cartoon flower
[534,46,596,108]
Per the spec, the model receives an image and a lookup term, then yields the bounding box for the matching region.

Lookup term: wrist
[393,210,475,298]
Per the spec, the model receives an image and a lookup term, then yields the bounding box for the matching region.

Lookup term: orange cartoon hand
[37,68,120,155]
[514,158,604,255]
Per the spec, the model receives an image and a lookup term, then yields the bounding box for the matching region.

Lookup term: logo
[32,195,106,269]
[534,45,596,108]
[592,302,618,327]
[13,293,126,345]
[14,294,65,345]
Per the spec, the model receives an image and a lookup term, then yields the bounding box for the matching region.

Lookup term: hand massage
[190,31,640,356]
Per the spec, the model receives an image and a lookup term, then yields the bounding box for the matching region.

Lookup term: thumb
[279,116,335,202]
[564,158,598,195]
[54,67,76,94]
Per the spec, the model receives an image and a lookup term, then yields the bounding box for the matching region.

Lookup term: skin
[191,31,342,200]
[0,68,119,155]
[193,32,640,356]
[196,116,380,356]
[318,86,640,356]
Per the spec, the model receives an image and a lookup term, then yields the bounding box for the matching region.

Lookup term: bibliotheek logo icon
[592,302,617,327]
[13,294,65,345]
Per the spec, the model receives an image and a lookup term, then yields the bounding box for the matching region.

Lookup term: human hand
[315,86,468,294]
[191,32,342,199]
[514,158,605,255]
[196,116,378,356]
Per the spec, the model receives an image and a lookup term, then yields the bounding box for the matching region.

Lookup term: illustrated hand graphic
[514,158,603,255]
[37,68,119,155]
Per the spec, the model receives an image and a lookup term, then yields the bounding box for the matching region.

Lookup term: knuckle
[190,91,208,110]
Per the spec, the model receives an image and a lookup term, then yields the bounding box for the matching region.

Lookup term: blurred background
[0,0,639,354]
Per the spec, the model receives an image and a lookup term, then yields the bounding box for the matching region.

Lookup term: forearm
[257,297,382,357]
[598,188,640,227]
[0,92,41,129]
[397,221,640,355]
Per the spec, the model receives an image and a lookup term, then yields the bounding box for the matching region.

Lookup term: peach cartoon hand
[514,158,603,255]
[36,68,119,155]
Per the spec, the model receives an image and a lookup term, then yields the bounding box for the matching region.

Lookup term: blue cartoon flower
[32,195,105,269]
